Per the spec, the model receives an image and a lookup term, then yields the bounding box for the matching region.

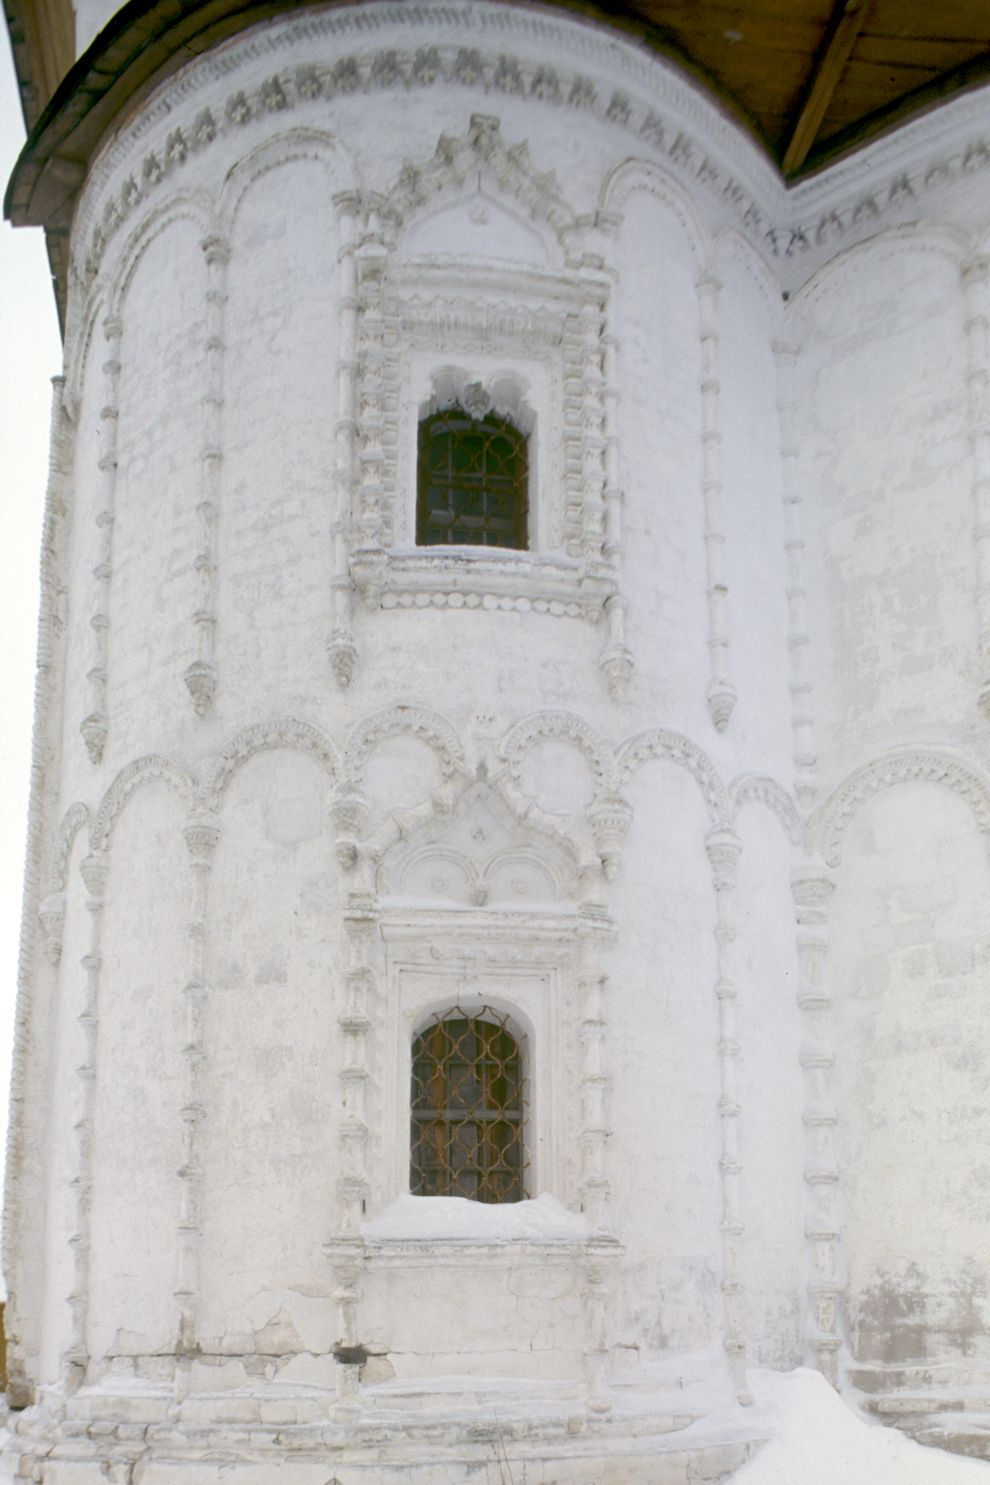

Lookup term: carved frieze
[71,8,990,305]
[378,779,580,906]
[812,748,990,868]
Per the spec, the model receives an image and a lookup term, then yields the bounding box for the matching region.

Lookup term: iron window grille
[416,410,529,550]
[410,1006,528,1203]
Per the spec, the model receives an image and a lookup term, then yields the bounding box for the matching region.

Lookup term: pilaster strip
[774,339,817,808]
[328,1242,363,1420]
[353,230,389,558]
[65,850,109,1388]
[576,916,613,1415]
[582,1254,611,1415]
[576,927,610,1229]
[594,272,633,698]
[561,301,586,559]
[697,277,736,731]
[4,377,73,1408]
[601,329,622,565]
[174,815,219,1374]
[328,198,359,689]
[707,828,750,1403]
[80,317,121,765]
[184,236,228,716]
[337,893,375,1233]
[579,274,608,557]
[962,256,990,718]
[792,863,842,1383]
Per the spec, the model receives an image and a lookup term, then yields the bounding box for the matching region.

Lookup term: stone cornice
[7,0,990,329]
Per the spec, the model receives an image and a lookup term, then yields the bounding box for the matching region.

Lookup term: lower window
[410,1006,527,1203]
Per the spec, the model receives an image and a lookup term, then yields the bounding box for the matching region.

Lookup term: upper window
[410,1006,527,1203]
[416,410,529,550]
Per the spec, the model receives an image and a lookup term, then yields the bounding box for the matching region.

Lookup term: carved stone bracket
[183,658,217,718]
[329,789,371,871]
[586,795,633,881]
[600,601,634,701]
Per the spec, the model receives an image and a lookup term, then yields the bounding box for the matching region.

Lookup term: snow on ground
[361,1192,591,1241]
[732,1369,989,1483]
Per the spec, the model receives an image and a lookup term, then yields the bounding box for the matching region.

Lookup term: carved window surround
[327,897,619,1414]
[377,913,587,1211]
[335,126,632,695]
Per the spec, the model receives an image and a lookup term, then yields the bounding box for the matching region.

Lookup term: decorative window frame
[349,259,614,601]
[378,914,572,1210]
[335,116,633,697]
[327,899,621,1410]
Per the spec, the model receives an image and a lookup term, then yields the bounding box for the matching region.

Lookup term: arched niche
[87,777,188,1364]
[607,754,722,1354]
[364,733,446,816]
[112,212,207,759]
[713,243,791,777]
[219,148,341,713]
[732,800,804,1368]
[611,179,709,726]
[36,820,91,1389]
[830,779,990,1368]
[199,747,339,1357]
[791,233,975,766]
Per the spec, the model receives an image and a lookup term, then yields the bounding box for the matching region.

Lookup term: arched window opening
[416,410,529,550]
[410,1006,527,1203]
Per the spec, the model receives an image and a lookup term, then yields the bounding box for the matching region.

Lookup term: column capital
[183,814,220,866]
[791,862,835,911]
[706,829,741,888]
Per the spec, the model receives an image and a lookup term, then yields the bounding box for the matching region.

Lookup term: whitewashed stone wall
[6,2,990,1478]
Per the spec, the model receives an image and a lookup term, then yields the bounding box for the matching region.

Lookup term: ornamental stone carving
[72,6,990,299]
[813,749,990,867]
[9,2,990,1477]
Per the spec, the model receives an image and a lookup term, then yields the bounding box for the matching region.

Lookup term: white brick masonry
[5,3,990,1479]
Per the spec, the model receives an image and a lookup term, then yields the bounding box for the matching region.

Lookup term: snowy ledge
[359,1193,599,1244]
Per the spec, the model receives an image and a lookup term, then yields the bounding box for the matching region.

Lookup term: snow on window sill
[358,1193,602,1245]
